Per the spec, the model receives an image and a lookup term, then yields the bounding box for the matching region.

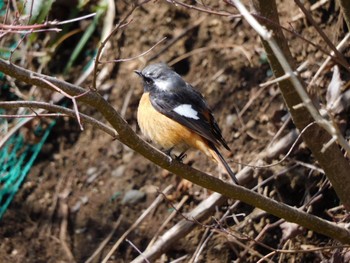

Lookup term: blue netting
[0,121,55,219]
[0,0,5,16]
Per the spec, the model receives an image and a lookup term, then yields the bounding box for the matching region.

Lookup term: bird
[135,63,238,184]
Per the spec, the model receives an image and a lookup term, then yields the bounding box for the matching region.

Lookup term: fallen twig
[85,216,123,263]
[101,185,173,263]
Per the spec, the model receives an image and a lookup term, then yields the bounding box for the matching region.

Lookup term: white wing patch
[173,104,200,120]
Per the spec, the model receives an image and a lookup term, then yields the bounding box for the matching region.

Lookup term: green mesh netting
[0,121,55,219]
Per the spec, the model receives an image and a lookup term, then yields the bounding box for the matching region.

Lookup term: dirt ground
[1,0,349,262]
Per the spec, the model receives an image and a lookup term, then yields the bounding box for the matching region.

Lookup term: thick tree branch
[0,58,350,243]
[241,0,350,209]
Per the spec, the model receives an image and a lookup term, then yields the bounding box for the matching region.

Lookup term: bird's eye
[144,77,153,85]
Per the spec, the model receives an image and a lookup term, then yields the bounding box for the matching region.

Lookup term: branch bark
[338,0,350,31]
[1,58,350,243]
[249,0,350,209]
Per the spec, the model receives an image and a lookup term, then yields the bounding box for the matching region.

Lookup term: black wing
[150,84,230,150]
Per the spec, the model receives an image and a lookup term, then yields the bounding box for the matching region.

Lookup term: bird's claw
[164,148,187,163]
[175,152,187,162]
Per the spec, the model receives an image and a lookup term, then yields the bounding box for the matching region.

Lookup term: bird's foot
[175,150,187,162]
[164,148,187,163]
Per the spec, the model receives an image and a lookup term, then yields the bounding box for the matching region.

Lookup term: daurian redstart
[135,63,238,184]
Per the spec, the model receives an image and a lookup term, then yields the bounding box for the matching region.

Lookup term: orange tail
[209,145,239,184]
[187,134,239,184]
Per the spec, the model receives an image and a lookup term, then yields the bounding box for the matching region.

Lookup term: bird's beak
[134,70,143,77]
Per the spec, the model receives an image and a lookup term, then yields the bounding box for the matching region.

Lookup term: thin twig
[167,1,344,70]
[260,61,309,88]
[56,13,96,25]
[84,216,123,263]
[0,113,67,118]
[9,29,32,62]
[309,33,350,89]
[126,239,151,263]
[120,87,135,118]
[294,160,324,174]
[266,115,291,149]
[101,37,167,63]
[147,195,189,248]
[252,14,347,70]
[238,85,268,118]
[74,1,115,87]
[291,0,329,21]
[228,0,350,155]
[2,0,10,24]
[232,122,315,169]
[0,13,96,29]
[0,101,118,140]
[131,193,228,263]
[294,0,350,70]
[31,76,89,130]
[190,228,212,263]
[59,190,76,262]
[1,58,350,245]
[0,28,61,33]
[168,44,252,66]
[257,244,350,263]
[169,255,189,263]
[147,16,206,62]
[0,108,45,150]
[101,185,173,263]
[166,0,239,17]
[92,3,140,90]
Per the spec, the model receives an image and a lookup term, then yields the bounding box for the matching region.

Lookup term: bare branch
[92,5,138,90]
[166,0,239,17]
[0,101,118,139]
[309,33,350,89]
[102,185,173,263]
[1,58,350,245]
[294,0,350,70]
[0,113,67,118]
[31,76,88,130]
[338,0,350,31]
[238,0,350,209]
[85,216,123,263]
[101,37,167,63]
[228,0,350,155]
[55,13,96,25]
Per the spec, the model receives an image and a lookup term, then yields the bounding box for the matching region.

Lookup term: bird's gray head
[135,63,185,92]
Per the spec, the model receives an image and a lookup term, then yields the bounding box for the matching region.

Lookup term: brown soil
[1,0,349,262]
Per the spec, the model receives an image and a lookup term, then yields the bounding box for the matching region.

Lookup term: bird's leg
[163,148,188,163]
[175,150,187,162]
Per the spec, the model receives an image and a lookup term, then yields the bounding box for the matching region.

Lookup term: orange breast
[137,92,212,158]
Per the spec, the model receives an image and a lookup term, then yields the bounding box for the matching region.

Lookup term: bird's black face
[135,63,185,93]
